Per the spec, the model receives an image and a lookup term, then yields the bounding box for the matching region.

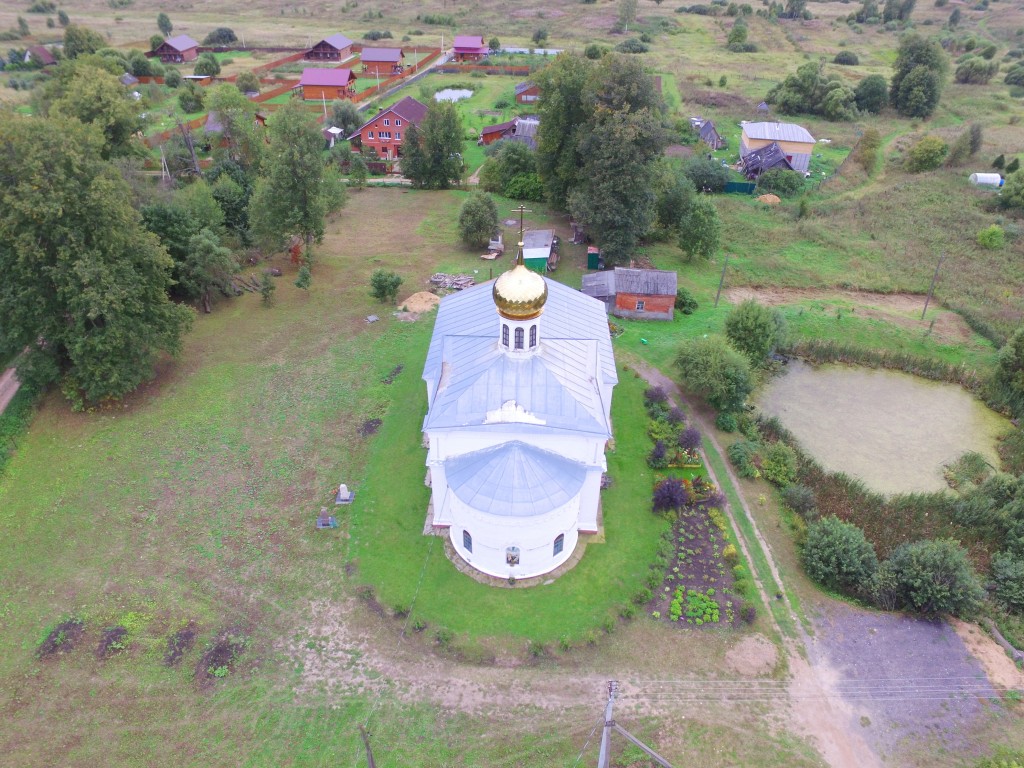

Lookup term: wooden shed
[515,81,540,104]
[298,68,357,100]
[698,120,725,150]
[152,35,199,63]
[360,47,404,76]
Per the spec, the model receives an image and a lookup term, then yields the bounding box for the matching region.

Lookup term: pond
[434,88,473,102]
[755,360,1009,495]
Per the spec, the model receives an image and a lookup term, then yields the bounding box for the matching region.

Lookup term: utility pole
[358,725,377,768]
[596,680,675,768]
[921,251,945,321]
[714,252,730,308]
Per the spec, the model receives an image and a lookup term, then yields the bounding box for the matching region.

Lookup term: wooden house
[698,120,725,150]
[306,34,354,62]
[514,81,540,104]
[346,95,428,159]
[360,47,404,76]
[453,35,488,61]
[152,34,200,63]
[479,117,538,150]
[740,121,814,173]
[740,141,795,179]
[298,68,357,100]
[581,268,677,321]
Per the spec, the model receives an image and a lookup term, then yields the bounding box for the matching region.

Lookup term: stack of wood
[231,273,264,293]
[429,273,476,290]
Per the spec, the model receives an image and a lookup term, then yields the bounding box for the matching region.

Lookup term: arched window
[553,534,564,556]
[529,325,537,348]
[514,327,524,350]
[463,530,472,553]
[502,324,509,347]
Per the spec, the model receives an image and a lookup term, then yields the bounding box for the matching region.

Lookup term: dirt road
[0,367,20,416]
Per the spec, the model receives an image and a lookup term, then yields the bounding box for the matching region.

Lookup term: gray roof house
[582,267,678,321]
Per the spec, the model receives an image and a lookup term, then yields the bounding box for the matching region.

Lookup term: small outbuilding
[698,119,725,150]
[453,35,488,62]
[298,68,357,100]
[306,34,354,61]
[523,230,555,274]
[152,34,200,63]
[581,267,678,321]
[479,117,539,150]
[515,81,540,104]
[360,47,404,76]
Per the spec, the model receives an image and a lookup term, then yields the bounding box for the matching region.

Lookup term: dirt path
[0,368,20,416]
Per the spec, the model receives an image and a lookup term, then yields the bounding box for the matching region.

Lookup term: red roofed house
[24,45,56,67]
[453,35,488,62]
[306,33,354,61]
[360,47,404,76]
[514,81,539,104]
[347,95,428,160]
[298,68,357,100]
[152,34,200,63]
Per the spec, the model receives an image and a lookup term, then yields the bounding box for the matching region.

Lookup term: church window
[506,546,520,566]
[463,530,473,552]
[553,534,564,556]
[514,327,524,350]
[502,324,509,347]
[529,325,537,348]
[636,300,646,311]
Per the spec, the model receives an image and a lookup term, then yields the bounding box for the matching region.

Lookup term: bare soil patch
[725,633,779,676]
[358,418,382,437]
[164,621,198,666]
[382,364,404,385]
[686,90,752,109]
[96,626,129,659]
[664,144,695,159]
[950,618,1024,691]
[399,291,440,314]
[724,286,975,344]
[196,628,249,685]
[36,618,85,659]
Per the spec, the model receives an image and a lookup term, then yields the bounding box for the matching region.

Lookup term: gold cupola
[492,246,548,320]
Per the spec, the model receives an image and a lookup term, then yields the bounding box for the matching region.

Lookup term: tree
[18,16,30,37]
[157,12,172,37]
[57,9,69,26]
[993,154,1005,170]
[295,264,312,290]
[401,101,464,189]
[164,68,182,88]
[194,52,221,77]
[876,539,984,617]
[205,84,264,173]
[535,54,594,206]
[955,56,999,85]
[1008,158,1022,174]
[968,123,983,156]
[330,99,362,137]
[677,196,721,261]
[532,28,548,46]
[767,60,859,121]
[202,27,237,46]
[728,21,748,46]
[348,153,368,189]
[890,34,947,118]
[654,165,696,236]
[0,115,193,407]
[178,80,204,112]
[947,7,961,26]
[249,101,346,255]
[150,34,165,51]
[369,269,403,303]
[855,74,888,114]
[675,336,753,412]
[803,517,879,597]
[488,37,501,54]
[260,272,276,306]
[618,0,639,32]
[991,551,1024,611]
[457,192,499,248]
[37,62,142,158]
[480,140,539,196]
[62,24,105,59]
[681,156,729,193]
[235,71,260,94]
[725,299,787,363]
[180,228,237,313]
[905,135,947,172]
[755,168,805,197]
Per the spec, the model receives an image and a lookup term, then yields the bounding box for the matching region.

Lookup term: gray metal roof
[523,229,553,249]
[613,267,677,296]
[581,271,616,299]
[741,141,794,177]
[423,278,617,435]
[742,121,814,144]
[445,441,588,517]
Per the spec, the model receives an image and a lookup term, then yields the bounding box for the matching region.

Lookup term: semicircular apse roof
[445,441,587,518]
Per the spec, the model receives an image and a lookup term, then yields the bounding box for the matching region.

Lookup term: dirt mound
[37,618,85,658]
[399,291,439,314]
[197,628,248,685]
[756,193,781,205]
[97,626,129,659]
[358,418,382,437]
[725,633,779,676]
[165,621,198,666]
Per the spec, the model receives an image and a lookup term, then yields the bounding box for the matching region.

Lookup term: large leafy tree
[401,101,464,189]
[876,539,984,617]
[675,336,753,413]
[180,228,238,314]
[205,84,264,174]
[803,517,879,597]
[457,192,499,248]
[249,101,346,256]
[724,299,787,363]
[767,60,858,121]
[890,33,947,118]
[677,195,721,261]
[0,115,193,407]
[156,12,172,37]
[854,74,888,114]
[62,24,104,59]
[534,53,594,207]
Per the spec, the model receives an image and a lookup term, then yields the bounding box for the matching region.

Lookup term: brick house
[151,35,200,63]
[581,268,677,321]
[305,34,354,62]
[346,95,428,160]
[452,35,488,61]
[360,47,404,76]
[298,68,357,100]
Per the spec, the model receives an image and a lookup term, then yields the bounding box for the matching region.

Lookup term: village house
[740,121,815,174]
[305,33,354,62]
[421,243,617,579]
[479,117,539,150]
[360,47,404,76]
[698,119,725,150]
[24,46,56,67]
[581,267,678,321]
[740,141,794,179]
[346,95,428,160]
[151,34,200,63]
[514,81,540,105]
[452,35,488,61]
[297,68,357,101]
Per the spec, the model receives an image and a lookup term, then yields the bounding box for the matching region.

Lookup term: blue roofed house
[421,243,617,580]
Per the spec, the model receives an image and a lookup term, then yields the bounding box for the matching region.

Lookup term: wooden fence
[432,64,531,76]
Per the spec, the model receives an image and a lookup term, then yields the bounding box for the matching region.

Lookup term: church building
[421,237,617,580]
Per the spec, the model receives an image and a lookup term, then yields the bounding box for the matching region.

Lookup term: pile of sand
[756,193,781,205]
[399,292,440,313]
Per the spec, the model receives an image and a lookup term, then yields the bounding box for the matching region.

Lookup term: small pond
[755,360,1009,495]
[434,88,473,102]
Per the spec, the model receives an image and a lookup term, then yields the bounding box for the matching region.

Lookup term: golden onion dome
[493,247,548,320]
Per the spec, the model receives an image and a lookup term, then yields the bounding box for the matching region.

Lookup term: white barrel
[969,173,1003,186]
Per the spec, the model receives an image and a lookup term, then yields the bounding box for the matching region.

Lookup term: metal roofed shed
[522,229,554,274]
